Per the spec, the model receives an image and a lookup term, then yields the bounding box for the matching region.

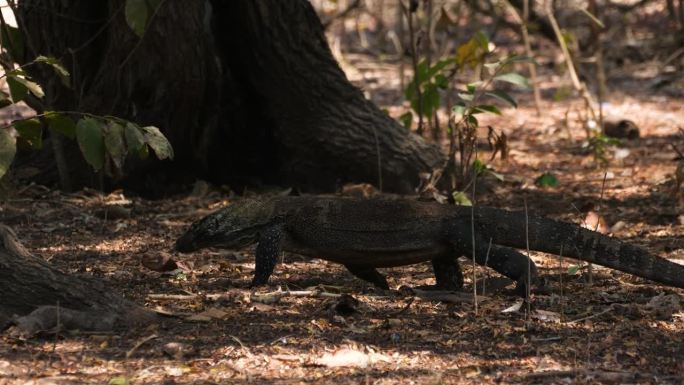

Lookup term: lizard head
[175,198,276,252]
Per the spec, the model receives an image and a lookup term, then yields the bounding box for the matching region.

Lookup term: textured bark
[213,1,444,192]
[0,224,154,329]
[15,0,444,194]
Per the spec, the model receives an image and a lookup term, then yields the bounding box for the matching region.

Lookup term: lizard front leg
[251,224,285,286]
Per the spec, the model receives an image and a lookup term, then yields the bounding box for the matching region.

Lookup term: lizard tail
[474,207,684,289]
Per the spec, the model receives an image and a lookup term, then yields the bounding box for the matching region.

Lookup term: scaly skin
[176,196,684,292]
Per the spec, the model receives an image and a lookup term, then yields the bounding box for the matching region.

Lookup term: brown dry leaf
[531,309,561,322]
[581,211,610,234]
[141,252,180,272]
[186,308,228,322]
[339,183,379,198]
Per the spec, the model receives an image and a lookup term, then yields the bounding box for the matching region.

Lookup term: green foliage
[13,118,42,149]
[586,133,621,165]
[0,53,174,180]
[125,0,163,37]
[6,72,43,102]
[403,33,530,131]
[76,118,106,171]
[45,111,76,139]
[400,33,532,192]
[451,191,473,206]
[535,172,559,188]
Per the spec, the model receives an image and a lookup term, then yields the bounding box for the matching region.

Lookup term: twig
[147,294,198,301]
[524,198,531,317]
[566,304,615,324]
[483,237,493,296]
[545,1,596,122]
[559,244,565,323]
[504,0,541,115]
[400,1,425,135]
[250,289,342,304]
[388,297,415,316]
[126,333,158,359]
[471,154,478,316]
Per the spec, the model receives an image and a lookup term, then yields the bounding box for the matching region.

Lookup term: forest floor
[3,7,684,385]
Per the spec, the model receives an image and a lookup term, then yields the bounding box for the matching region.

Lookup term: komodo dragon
[175,196,684,293]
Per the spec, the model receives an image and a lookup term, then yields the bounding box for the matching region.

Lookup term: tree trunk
[0,224,154,333]
[15,0,444,194]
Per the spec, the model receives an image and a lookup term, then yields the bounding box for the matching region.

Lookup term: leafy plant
[585,132,620,165]
[125,0,164,37]
[0,55,173,180]
[0,1,173,182]
[535,172,559,188]
[403,32,531,197]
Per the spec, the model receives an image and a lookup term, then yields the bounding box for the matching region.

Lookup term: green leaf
[124,122,146,154]
[452,191,472,206]
[415,60,430,84]
[435,74,448,89]
[35,55,70,87]
[45,112,76,139]
[6,75,28,102]
[493,72,529,88]
[567,265,580,275]
[452,103,467,119]
[125,0,149,37]
[457,92,474,102]
[104,121,127,170]
[472,159,486,174]
[474,31,490,51]
[425,58,454,80]
[7,74,44,99]
[35,56,69,77]
[0,127,17,179]
[421,84,440,117]
[466,114,479,127]
[76,118,105,171]
[399,111,413,130]
[535,172,559,188]
[13,118,42,149]
[142,126,173,160]
[473,104,501,115]
[485,90,518,108]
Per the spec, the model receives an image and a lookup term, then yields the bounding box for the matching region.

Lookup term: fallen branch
[250,289,342,304]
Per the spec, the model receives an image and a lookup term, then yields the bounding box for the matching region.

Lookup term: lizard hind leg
[344,265,390,289]
[481,244,538,297]
[432,254,464,291]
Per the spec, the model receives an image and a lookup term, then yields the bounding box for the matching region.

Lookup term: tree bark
[15,0,444,194]
[0,224,154,333]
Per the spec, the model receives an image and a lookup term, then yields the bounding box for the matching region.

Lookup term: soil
[2,2,684,384]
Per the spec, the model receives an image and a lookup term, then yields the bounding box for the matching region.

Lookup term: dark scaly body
[176,196,684,292]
